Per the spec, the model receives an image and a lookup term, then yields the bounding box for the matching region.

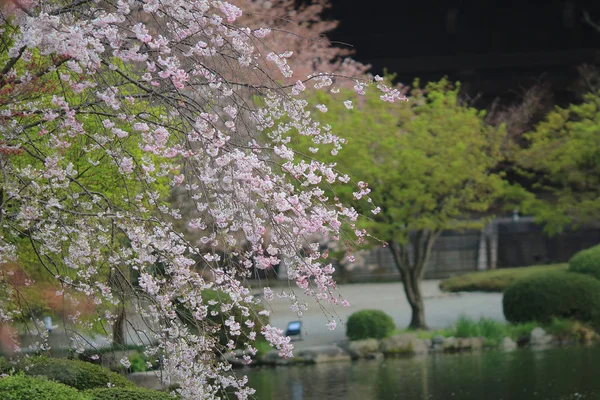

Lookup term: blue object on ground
[285,320,302,340]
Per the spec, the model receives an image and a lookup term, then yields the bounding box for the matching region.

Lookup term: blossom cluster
[0,1,400,398]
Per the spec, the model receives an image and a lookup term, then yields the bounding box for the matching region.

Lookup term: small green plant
[453,316,506,346]
[454,315,480,338]
[86,387,178,400]
[0,375,87,400]
[346,309,396,340]
[544,318,597,343]
[505,321,537,343]
[393,328,454,339]
[129,351,147,373]
[253,340,272,358]
[477,318,505,346]
[569,245,600,280]
[397,316,597,347]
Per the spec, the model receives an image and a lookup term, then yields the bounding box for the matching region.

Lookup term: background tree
[301,79,506,329]
[235,0,370,82]
[509,90,600,234]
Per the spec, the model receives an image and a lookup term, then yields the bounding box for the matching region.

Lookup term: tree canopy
[300,78,506,328]
[511,90,600,234]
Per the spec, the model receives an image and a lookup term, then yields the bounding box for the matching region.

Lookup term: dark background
[326,0,600,106]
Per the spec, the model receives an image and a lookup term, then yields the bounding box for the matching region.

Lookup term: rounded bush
[86,387,178,400]
[503,271,600,326]
[12,356,134,390]
[0,375,86,400]
[346,309,396,340]
[569,244,600,279]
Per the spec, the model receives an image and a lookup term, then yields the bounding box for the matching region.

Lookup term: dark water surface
[240,345,600,400]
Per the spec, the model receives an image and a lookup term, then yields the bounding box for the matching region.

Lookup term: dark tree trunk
[108,267,129,347]
[403,269,427,329]
[388,230,439,330]
[112,304,126,346]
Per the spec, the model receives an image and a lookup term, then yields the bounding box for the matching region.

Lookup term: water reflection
[240,345,600,400]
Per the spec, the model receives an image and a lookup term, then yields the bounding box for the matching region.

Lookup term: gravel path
[263,280,505,350]
[33,280,504,353]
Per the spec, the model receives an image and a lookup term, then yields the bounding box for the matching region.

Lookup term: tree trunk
[388,230,439,330]
[112,303,126,347]
[109,267,129,347]
[404,270,427,329]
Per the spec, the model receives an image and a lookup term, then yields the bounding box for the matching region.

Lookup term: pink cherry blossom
[0,1,398,398]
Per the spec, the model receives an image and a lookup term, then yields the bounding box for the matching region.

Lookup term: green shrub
[454,315,479,338]
[453,316,506,346]
[503,271,600,326]
[12,356,134,390]
[86,387,178,400]
[177,289,269,349]
[0,375,86,400]
[346,309,396,340]
[128,351,147,373]
[0,356,11,373]
[478,318,506,346]
[505,321,537,343]
[253,340,272,358]
[569,244,600,279]
[439,264,567,293]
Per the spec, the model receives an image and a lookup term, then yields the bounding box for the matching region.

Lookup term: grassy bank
[439,263,567,293]
[395,315,595,346]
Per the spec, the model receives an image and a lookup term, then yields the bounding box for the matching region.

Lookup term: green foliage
[399,317,588,346]
[503,271,600,326]
[512,91,600,234]
[253,340,273,358]
[0,356,10,373]
[439,264,567,292]
[454,316,505,346]
[0,375,87,400]
[453,315,480,338]
[86,387,178,400]
[298,78,505,245]
[177,289,269,349]
[544,318,597,342]
[569,244,600,279]
[346,309,396,340]
[128,352,147,373]
[504,321,538,343]
[10,356,134,391]
[393,327,454,339]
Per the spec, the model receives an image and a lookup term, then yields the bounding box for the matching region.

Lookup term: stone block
[380,333,428,356]
[343,339,380,360]
[530,327,553,347]
[296,345,352,364]
[500,337,517,351]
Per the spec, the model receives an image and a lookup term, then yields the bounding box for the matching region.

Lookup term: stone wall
[324,219,600,281]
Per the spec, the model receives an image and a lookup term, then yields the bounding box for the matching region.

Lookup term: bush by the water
[454,316,506,346]
[0,375,86,400]
[6,356,134,391]
[86,387,178,400]
[503,271,600,326]
[569,244,600,279]
[346,309,396,340]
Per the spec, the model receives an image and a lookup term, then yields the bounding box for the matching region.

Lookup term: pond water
[239,345,600,400]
